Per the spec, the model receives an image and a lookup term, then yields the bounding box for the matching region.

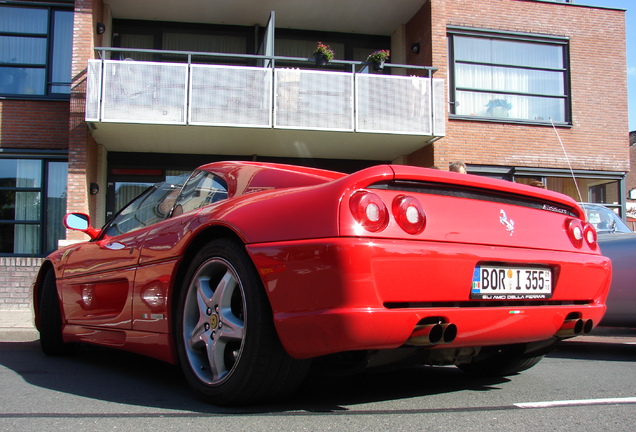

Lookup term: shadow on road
[0,338,510,414]
[550,340,636,362]
[548,326,636,362]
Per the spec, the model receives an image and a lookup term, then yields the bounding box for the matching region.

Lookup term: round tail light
[583,222,598,249]
[392,195,426,234]
[566,218,584,248]
[349,191,389,232]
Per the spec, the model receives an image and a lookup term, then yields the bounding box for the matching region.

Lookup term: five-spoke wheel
[175,239,309,405]
[181,256,246,386]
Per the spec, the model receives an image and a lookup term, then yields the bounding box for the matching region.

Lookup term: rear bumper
[247,238,611,359]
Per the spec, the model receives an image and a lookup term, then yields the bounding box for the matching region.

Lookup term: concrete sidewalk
[0,309,35,330]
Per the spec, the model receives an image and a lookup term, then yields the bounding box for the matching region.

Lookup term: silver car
[581,203,636,327]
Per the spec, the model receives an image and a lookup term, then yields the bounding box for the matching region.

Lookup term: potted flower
[367,49,390,71]
[314,42,334,66]
[485,99,512,117]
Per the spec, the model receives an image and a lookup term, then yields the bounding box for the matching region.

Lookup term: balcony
[85,49,445,161]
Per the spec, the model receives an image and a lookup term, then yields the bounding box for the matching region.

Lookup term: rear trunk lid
[339,165,595,254]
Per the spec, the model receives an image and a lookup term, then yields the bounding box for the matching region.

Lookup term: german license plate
[471,265,552,300]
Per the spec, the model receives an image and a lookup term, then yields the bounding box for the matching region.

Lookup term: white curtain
[14,160,41,254]
[453,36,565,121]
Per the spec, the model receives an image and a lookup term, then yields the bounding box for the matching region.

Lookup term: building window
[0,4,73,97]
[113,20,251,64]
[0,158,68,256]
[469,165,625,217]
[518,175,621,210]
[449,28,569,124]
[112,19,390,70]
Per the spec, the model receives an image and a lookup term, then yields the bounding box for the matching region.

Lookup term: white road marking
[515,397,636,409]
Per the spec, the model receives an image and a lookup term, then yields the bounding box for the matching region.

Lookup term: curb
[0,310,35,330]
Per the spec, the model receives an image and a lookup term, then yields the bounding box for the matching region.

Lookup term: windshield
[580,203,632,234]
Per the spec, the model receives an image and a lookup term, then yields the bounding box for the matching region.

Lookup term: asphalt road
[1,328,635,432]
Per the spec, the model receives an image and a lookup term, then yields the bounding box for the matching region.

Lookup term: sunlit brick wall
[0,258,43,310]
[404,0,629,173]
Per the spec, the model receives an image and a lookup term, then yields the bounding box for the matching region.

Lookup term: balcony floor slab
[89,122,438,161]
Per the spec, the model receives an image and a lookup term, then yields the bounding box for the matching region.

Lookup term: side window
[172,171,228,217]
[104,181,183,236]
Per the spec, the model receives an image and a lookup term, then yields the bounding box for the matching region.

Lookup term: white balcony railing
[86,57,445,137]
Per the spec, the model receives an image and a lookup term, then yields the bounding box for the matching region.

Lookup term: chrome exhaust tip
[406,323,444,346]
[557,318,584,338]
[583,319,594,335]
[406,322,457,346]
[441,323,457,344]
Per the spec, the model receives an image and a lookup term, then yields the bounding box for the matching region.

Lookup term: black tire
[457,346,544,377]
[175,239,309,406]
[39,270,74,356]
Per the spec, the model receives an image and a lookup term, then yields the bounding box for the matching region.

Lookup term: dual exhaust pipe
[557,318,594,338]
[406,322,457,346]
[406,316,592,345]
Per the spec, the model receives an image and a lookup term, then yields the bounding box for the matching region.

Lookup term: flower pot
[314,53,329,66]
[372,60,385,71]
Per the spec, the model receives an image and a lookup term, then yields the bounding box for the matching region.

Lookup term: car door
[59,181,183,329]
[59,230,147,329]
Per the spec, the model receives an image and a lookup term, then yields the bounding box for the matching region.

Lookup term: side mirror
[63,213,100,240]
[64,213,89,230]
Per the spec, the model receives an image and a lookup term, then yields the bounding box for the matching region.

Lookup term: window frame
[468,164,626,218]
[0,2,73,99]
[448,26,571,126]
[0,153,68,257]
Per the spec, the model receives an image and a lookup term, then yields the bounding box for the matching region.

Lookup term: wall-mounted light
[96,22,106,35]
[411,42,420,54]
[90,183,100,195]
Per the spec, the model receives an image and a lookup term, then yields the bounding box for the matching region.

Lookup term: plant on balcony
[367,49,390,71]
[314,41,334,66]
[485,98,512,117]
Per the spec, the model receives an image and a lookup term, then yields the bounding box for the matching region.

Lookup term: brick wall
[66,0,103,240]
[404,0,629,172]
[0,100,69,149]
[0,258,43,310]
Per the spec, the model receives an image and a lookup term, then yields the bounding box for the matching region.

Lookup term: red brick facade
[0,100,69,149]
[405,0,630,172]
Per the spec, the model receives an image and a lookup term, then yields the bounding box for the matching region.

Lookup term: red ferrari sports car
[32,161,611,405]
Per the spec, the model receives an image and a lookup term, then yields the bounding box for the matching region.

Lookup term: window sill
[0,95,71,102]
[449,114,572,128]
